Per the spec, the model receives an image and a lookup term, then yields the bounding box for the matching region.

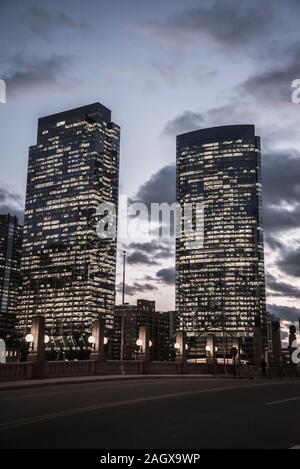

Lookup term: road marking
[0,381,288,432]
[266,396,300,406]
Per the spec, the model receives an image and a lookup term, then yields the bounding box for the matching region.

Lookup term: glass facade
[0,214,23,340]
[17,103,120,341]
[176,125,266,360]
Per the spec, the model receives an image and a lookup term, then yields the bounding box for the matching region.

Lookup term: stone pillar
[89,318,105,361]
[253,326,263,366]
[137,326,150,361]
[289,325,297,349]
[272,320,281,366]
[27,316,45,363]
[288,325,297,365]
[175,330,187,363]
[0,339,6,364]
[206,333,216,363]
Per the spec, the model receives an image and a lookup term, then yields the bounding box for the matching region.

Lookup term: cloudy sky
[1,0,300,338]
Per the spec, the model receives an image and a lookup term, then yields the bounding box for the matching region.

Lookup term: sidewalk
[0,373,229,391]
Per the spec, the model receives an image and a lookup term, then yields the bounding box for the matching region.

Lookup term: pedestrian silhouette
[260,358,267,377]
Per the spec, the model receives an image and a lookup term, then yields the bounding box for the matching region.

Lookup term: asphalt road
[0,377,300,449]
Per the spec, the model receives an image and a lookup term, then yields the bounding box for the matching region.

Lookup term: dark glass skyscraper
[176,125,266,360]
[18,103,120,340]
[0,214,23,340]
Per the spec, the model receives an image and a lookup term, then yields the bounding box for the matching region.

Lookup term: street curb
[0,373,248,392]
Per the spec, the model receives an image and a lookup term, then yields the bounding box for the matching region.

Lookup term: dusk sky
[1,0,300,340]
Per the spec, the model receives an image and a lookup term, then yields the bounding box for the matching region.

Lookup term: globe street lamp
[205,344,212,360]
[88,335,96,345]
[136,339,143,347]
[25,334,34,343]
[88,335,108,345]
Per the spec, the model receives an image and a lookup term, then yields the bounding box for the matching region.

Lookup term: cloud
[130,165,176,238]
[0,182,24,223]
[155,250,174,260]
[161,43,300,139]
[156,267,175,285]
[266,273,300,299]
[138,1,265,46]
[0,184,22,205]
[162,102,257,138]
[277,246,300,278]
[281,330,289,342]
[22,5,90,37]
[137,0,299,54]
[240,46,300,105]
[117,281,158,297]
[263,204,300,234]
[2,54,75,98]
[127,240,166,254]
[162,111,204,136]
[194,66,218,83]
[127,240,174,260]
[152,63,178,85]
[267,304,300,323]
[264,234,284,252]
[263,149,300,206]
[126,251,159,266]
[259,148,300,281]
[260,148,300,237]
[134,164,176,206]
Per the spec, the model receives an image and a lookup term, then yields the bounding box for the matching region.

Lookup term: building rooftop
[177,124,256,145]
[38,102,113,134]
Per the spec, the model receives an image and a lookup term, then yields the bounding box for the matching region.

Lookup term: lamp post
[25,333,50,347]
[174,330,187,363]
[25,315,46,363]
[120,251,126,374]
[135,338,142,360]
[88,317,107,362]
[136,326,150,361]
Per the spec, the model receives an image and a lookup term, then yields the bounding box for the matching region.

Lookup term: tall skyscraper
[176,125,266,360]
[18,103,120,341]
[0,214,23,340]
